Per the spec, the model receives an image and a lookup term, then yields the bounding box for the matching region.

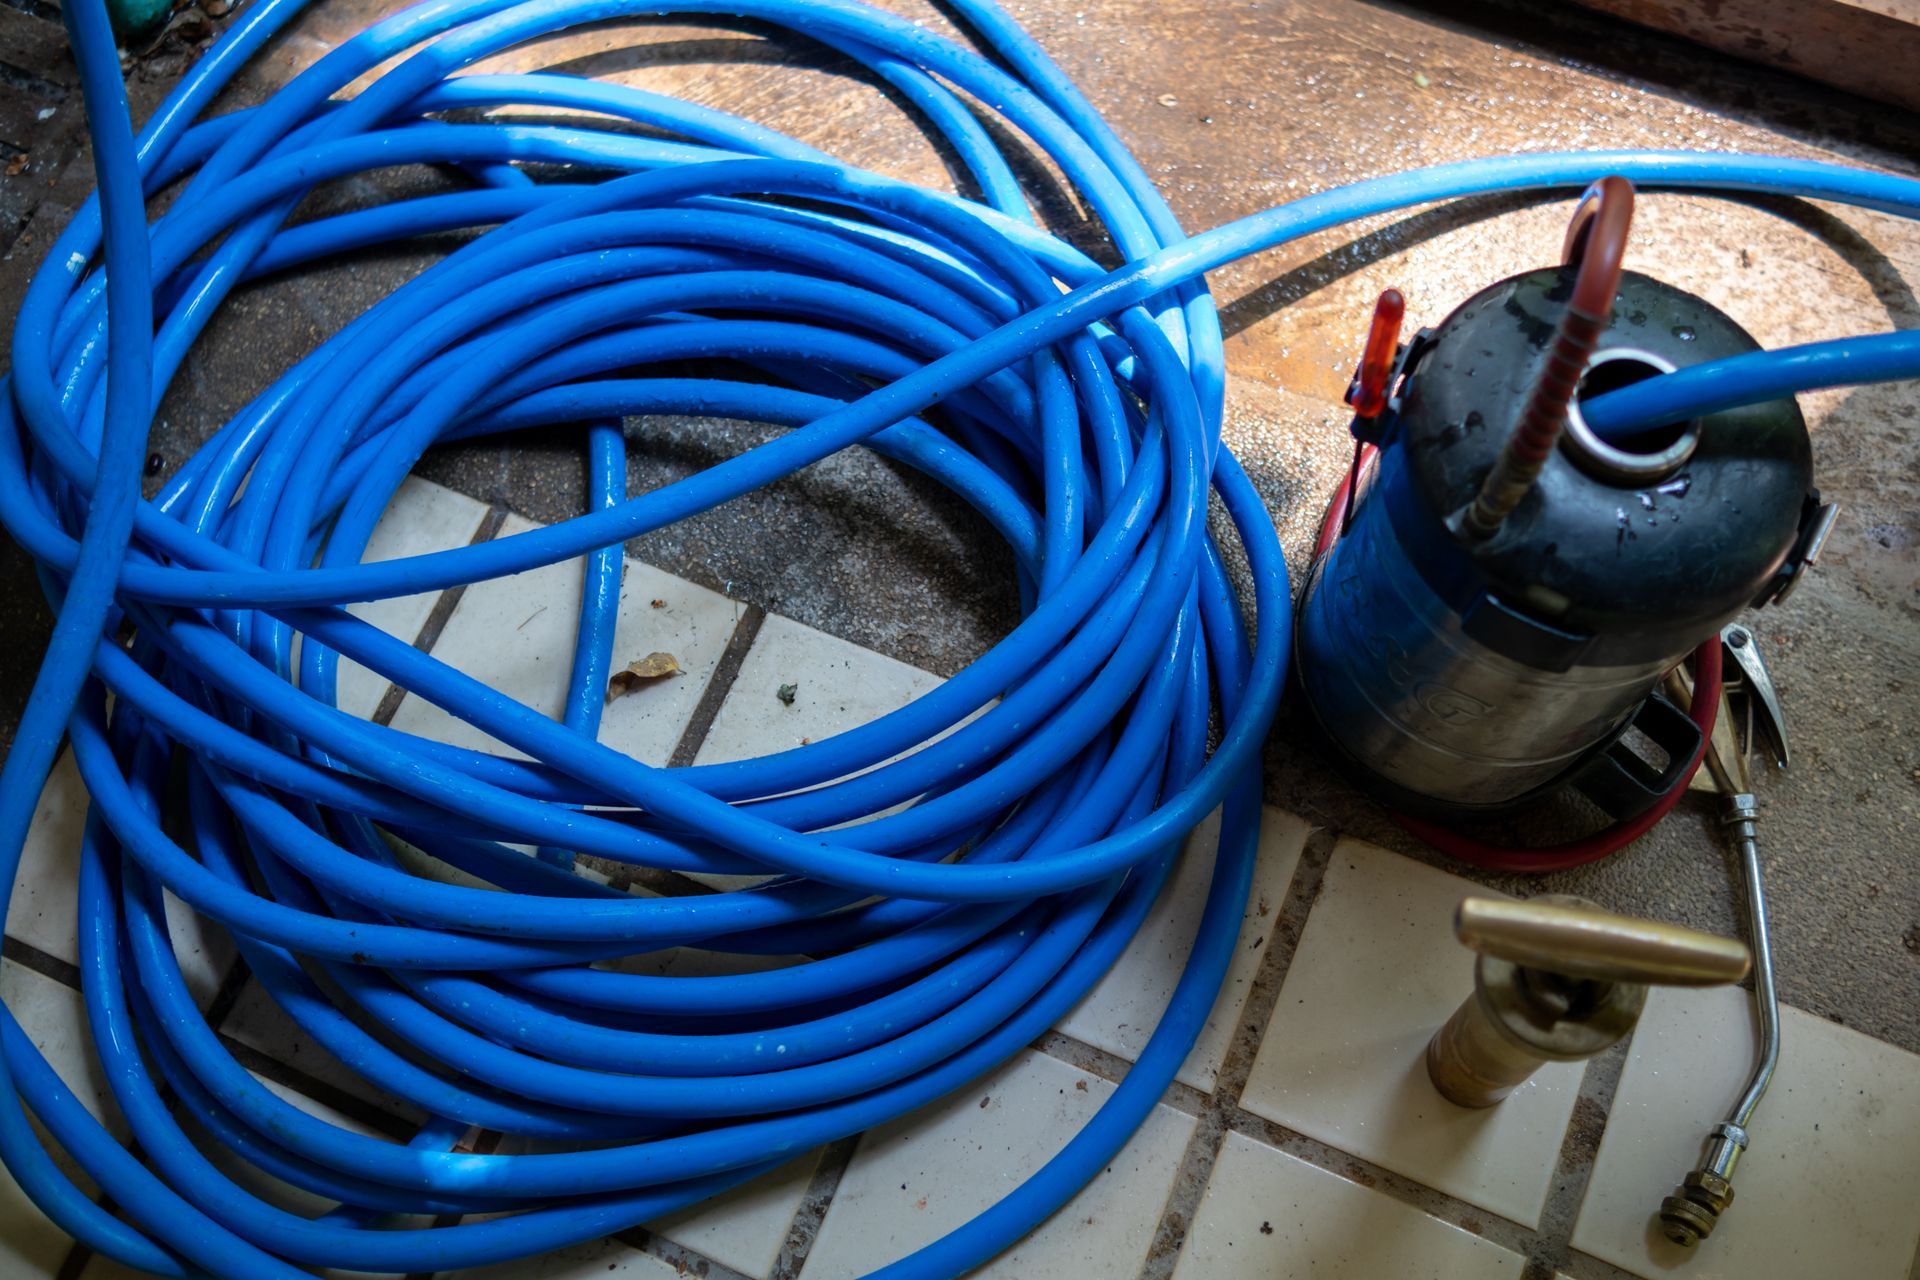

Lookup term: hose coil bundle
[2,0,1918,1276]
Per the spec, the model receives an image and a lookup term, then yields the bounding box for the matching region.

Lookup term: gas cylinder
[1295,264,1833,821]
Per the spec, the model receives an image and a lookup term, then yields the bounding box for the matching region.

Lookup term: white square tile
[648,1153,816,1278]
[1240,839,1582,1227]
[1172,1131,1525,1279]
[335,476,490,719]
[6,749,237,1009]
[216,1074,397,1217]
[4,958,124,1136]
[1571,986,1920,1279]
[434,1237,681,1279]
[0,1157,71,1280]
[0,959,119,1280]
[1,499,481,995]
[1057,805,1308,1091]
[690,613,949,889]
[6,746,88,964]
[80,1074,430,1280]
[801,1049,1194,1279]
[693,613,944,767]
[388,515,738,766]
[156,890,237,1012]
[478,1131,811,1278]
[220,977,428,1129]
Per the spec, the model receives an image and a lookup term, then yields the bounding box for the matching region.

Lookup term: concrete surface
[0,0,1914,1053]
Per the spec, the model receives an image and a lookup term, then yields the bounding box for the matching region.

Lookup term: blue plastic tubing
[3,0,1918,1274]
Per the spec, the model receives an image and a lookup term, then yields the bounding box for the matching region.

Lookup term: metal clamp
[1760,494,1839,607]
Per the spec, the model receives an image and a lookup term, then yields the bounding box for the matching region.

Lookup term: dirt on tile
[0,0,1913,1054]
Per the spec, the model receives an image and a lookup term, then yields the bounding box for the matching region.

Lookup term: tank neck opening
[1563,349,1700,485]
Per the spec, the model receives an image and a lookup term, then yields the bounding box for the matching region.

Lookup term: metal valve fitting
[1426,896,1750,1108]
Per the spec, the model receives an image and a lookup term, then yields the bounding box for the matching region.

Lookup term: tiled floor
[5,480,1918,1280]
[1174,1133,1527,1279]
[1241,840,1585,1228]
[804,1050,1195,1278]
[1572,988,1920,1280]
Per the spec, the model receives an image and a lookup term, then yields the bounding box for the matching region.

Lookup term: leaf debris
[606,652,682,701]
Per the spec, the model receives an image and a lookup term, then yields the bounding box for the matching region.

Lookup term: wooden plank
[1567,0,1920,114]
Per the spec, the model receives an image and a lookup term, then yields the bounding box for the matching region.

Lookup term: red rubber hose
[1460,176,1635,539]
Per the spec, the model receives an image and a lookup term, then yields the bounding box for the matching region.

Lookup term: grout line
[666,602,767,769]
[592,601,766,894]
[769,1134,861,1280]
[200,955,254,1034]
[215,1033,419,1141]
[1134,1044,1229,1274]
[1556,1249,1667,1280]
[53,1241,90,1280]
[1030,1031,1210,1116]
[53,1188,124,1280]
[2,933,80,990]
[1230,1107,1542,1256]
[1136,824,1339,1280]
[612,864,725,898]
[1517,1041,1634,1279]
[614,1226,759,1280]
[366,503,510,728]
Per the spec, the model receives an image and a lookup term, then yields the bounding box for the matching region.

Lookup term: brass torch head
[1426,896,1749,1109]
[1453,897,1750,987]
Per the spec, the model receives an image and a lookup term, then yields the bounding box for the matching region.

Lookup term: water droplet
[1672,325,1697,342]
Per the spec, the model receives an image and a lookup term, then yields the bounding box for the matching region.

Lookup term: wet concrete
[0,0,1914,1048]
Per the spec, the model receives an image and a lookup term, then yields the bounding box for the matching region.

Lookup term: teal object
[105,0,171,39]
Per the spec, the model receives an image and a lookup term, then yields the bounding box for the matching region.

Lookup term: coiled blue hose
[2,0,1917,1275]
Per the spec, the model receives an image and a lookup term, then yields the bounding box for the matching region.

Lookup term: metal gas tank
[1295,265,1819,818]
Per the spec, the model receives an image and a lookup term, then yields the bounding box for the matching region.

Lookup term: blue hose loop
[1,0,1918,1274]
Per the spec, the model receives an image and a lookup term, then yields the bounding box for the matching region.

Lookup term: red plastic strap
[1392,639,1721,873]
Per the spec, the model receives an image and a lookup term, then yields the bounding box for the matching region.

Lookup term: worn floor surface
[0,1,1914,1278]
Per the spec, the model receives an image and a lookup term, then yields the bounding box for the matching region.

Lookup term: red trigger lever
[1333,288,1406,541]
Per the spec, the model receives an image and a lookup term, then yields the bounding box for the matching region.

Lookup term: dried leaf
[605,652,681,701]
